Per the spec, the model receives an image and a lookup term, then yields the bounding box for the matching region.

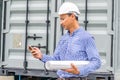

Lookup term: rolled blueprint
[45,61,89,70]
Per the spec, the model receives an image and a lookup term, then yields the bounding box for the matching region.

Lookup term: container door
[1,0,53,70]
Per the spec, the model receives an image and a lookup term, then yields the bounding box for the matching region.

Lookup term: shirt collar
[67,27,84,36]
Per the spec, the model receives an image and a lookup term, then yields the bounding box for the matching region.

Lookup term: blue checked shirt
[41,27,101,78]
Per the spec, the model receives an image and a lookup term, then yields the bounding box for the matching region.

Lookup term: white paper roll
[45,61,89,70]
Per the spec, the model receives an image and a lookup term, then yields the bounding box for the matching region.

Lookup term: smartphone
[28,46,36,54]
[28,46,33,51]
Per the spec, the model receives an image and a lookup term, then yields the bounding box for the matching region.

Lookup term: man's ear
[71,13,76,20]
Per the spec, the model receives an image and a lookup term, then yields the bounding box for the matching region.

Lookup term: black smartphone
[28,46,33,51]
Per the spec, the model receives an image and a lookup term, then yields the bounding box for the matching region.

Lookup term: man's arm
[78,37,101,76]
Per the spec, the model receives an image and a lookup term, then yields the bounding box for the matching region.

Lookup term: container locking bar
[23,0,29,73]
[31,44,46,49]
[27,34,42,40]
[84,0,89,30]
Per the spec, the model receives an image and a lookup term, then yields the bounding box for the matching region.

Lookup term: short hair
[67,13,78,21]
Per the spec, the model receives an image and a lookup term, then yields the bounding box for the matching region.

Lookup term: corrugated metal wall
[0,0,113,73]
[1,0,52,69]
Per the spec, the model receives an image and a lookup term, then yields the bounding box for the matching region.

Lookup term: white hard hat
[58,2,80,16]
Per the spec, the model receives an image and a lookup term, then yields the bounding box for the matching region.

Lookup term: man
[29,2,101,80]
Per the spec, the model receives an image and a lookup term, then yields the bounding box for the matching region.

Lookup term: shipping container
[0,0,120,80]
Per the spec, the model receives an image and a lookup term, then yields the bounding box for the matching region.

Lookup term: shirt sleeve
[40,53,60,63]
[40,41,62,63]
[78,37,101,76]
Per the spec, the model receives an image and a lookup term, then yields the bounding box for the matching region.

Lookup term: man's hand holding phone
[28,46,43,59]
